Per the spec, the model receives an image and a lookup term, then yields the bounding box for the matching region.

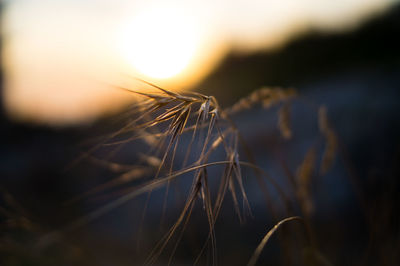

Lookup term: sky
[1,0,397,125]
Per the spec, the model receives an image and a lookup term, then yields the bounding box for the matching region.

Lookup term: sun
[117,6,200,80]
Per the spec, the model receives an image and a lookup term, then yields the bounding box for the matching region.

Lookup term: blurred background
[1,0,400,265]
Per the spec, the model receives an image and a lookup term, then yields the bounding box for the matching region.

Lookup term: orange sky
[2,0,396,125]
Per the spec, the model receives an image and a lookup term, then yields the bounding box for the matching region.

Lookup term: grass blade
[247,216,302,266]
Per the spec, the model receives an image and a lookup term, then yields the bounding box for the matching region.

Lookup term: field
[1,5,400,266]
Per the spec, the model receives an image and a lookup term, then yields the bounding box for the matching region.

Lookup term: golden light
[4,0,393,125]
[117,6,201,80]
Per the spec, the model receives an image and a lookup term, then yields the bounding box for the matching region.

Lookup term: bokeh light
[1,0,396,125]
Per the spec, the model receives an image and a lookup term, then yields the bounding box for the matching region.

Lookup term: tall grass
[63,80,337,265]
[1,80,339,265]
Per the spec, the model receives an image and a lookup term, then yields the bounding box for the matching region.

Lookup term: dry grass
[247,216,302,266]
[1,80,341,265]
[318,106,338,176]
[68,81,339,265]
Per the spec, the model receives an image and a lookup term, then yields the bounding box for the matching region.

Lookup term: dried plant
[318,106,338,175]
[24,81,339,265]
[296,146,317,216]
[278,103,293,140]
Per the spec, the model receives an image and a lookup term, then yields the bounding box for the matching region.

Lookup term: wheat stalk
[43,80,349,266]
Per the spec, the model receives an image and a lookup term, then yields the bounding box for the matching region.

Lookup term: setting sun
[117,6,200,79]
[3,0,393,125]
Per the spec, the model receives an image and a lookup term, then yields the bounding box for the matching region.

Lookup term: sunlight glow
[117,6,200,79]
[3,0,395,125]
